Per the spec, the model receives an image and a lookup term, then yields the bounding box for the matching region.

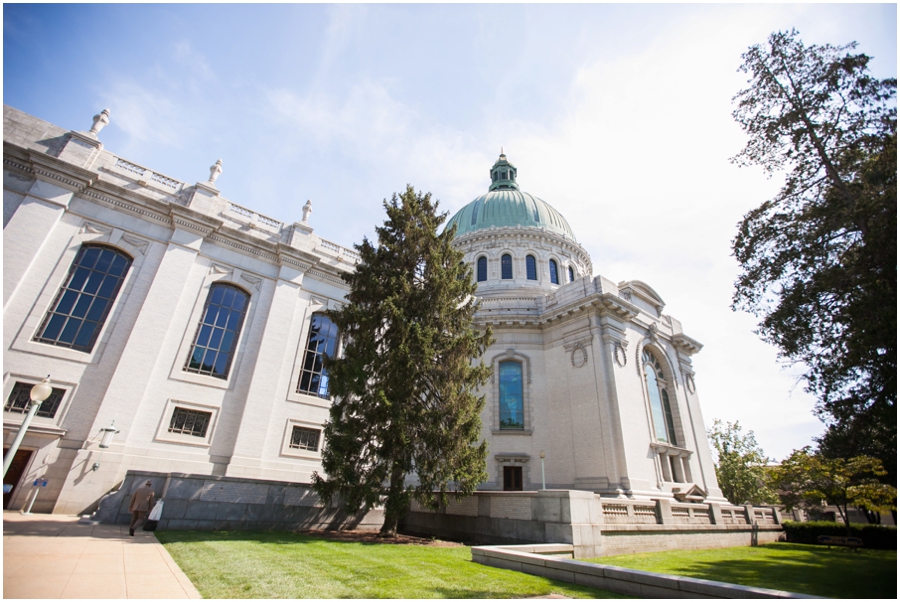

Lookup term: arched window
[185,283,249,379]
[501,254,513,280]
[498,361,524,429]
[525,255,537,280]
[477,256,488,282]
[34,244,133,352]
[642,349,677,445]
[568,266,575,282]
[549,259,559,285]
[297,312,339,399]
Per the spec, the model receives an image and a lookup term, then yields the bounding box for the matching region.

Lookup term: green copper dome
[446,153,577,241]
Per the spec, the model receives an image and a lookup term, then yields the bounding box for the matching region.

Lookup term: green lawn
[156,531,626,599]
[587,542,897,599]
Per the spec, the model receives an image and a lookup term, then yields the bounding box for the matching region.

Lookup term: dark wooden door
[3,448,34,509]
[503,466,523,491]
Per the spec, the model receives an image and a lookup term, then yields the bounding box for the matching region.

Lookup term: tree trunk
[379,463,406,538]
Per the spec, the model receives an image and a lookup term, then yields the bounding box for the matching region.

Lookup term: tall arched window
[549,259,559,285]
[477,256,488,282]
[642,349,677,445]
[501,254,513,280]
[185,283,249,379]
[498,361,524,429]
[525,255,537,280]
[297,312,339,399]
[34,244,133,352]
[568,266,575,282]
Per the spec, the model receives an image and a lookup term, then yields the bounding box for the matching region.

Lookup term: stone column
[226,261,307,476]
[3,180,74,308]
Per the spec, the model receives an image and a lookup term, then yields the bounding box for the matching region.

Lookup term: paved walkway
[3,511,201,599]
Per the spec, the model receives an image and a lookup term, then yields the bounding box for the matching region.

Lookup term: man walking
[128,479,155,536]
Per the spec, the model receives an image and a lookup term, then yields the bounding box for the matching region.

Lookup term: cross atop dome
[489,151,519,192]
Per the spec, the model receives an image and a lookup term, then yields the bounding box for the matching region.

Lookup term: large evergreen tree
[312,186,492,537]
[730,30,896,483]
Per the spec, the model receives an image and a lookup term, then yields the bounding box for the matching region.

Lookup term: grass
[587,542,897,599]
[155,530,627,598]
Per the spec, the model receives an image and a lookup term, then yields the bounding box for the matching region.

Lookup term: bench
[817,535,863,551]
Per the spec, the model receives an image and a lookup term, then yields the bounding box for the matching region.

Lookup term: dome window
[501,254,513,280]
[549,259,559,285]
[525,255,537,281]
[477,257,488,282]
[568,266,575,282]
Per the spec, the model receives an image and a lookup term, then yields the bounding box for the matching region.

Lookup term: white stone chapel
[2,105,725,516]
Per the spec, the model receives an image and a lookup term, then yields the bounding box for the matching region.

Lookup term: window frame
[501,254,513,280]
[11,227,150,365]
[154,399,219,448]
[525,255,537,281]
[183,282,251,380]
[490,350,533,435]
[642,348,678,446]
[280,419,325,459]
[33,243,133,353]
[296,311,339,400]
[476,256,488,282]
[549,259,560,285]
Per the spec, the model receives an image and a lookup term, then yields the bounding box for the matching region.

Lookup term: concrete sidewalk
[3,511,201,599]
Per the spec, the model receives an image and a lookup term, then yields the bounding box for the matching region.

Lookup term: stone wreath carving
[571,344,588,368]
[684,372,696,394]
[614,342,628,367]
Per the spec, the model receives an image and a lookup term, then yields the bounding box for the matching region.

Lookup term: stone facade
[3,105,724,522]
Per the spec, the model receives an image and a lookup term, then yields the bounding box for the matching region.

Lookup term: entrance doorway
[3,448,34,509]
[503,466,523,491]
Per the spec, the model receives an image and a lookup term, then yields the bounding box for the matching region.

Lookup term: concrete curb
[471,543,821,599]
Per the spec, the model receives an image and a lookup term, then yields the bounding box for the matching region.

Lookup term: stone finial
[208,159,223,185]
[301,199,313,223]
[89,109,111,137]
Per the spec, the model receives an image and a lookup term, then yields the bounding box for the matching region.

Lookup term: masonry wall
[95,470,383,532]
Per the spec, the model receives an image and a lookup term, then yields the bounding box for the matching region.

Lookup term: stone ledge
[471,544,819,599]
[601,523,783,533]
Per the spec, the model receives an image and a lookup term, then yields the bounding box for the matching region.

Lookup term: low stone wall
[92,470,383,531]
[400,490,783,558]
[471,544,815,598]
[401,489,604,557]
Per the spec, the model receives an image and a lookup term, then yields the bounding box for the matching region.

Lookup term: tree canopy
[730,30,897,483]
[312,185,492,537]
[771,447,896,531]
[707,419,778,506]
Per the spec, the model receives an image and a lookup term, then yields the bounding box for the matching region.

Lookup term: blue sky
[4,3,897,460]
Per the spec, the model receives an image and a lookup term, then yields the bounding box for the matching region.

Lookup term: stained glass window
[185,283,249,379]
[34,245,132,352]
[297,313,338,399]
[501,254,513,280]
[526,255,537,280]
[498,361,524,429]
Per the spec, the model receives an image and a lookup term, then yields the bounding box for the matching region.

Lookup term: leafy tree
[312,186,492,537]
[707,419,778,506]
[771,447,896,534]
[730,30,897,483]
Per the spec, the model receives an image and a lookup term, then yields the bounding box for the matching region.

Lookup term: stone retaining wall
[93,470,382,531]
[401,490,783,558]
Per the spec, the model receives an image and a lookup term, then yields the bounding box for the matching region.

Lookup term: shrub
[782,520,897,550]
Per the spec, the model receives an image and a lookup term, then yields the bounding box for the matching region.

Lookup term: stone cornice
[27,150,97,193]
[672,333,703,356]
[169,206,224,237]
